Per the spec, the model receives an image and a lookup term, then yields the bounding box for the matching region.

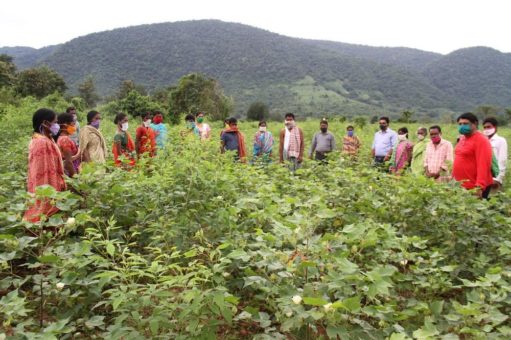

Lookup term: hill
[2,20,510,116]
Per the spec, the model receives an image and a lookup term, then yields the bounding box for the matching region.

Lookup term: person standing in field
[66,106,80,147]
[411,127,428,176]
[389,127,413,174]
[453,112,493,199]
[342,125,361,157]
[135,112,157,159]
[24,108,66,222]
[371,116,397,168]
[181,114,201,138]
[279,113,304,171]
[252,120,274,163]
[310,119,336,162]
[57,112,80,177]
[196,111,211,140]
[150,111,168,150]
[424,125,454,182]
[113,113,136,168]
[482,117,508,189]
[79,110,107,164]
[221,117,247,161]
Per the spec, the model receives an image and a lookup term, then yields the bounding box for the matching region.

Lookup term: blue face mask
[458,124,472,135]
[347,130,354,137]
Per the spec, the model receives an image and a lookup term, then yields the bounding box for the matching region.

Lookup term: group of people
[24,108,507,222]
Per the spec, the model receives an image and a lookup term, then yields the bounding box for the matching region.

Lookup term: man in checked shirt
[424,125,454,182]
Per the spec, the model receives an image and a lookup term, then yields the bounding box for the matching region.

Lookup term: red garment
[24,133,66,222]
[453,132,493,190]
[57,135,80,175]
[112,132,136,167]
[135,126,156,157]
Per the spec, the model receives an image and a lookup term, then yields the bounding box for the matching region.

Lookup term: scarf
[287,127,301,158]
[224,127,247,162]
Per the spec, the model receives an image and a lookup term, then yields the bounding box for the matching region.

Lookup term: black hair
[346,125,354,130]
[154,110,162,115]
[228,117,238,125]
[417,127,428,135]
[457,112,478,124]
[259,120,267,127]
[320,119,328,125]
[142,111,152,120]
[66,106,76,114]
[398,127,408,138]
[185,114,195,121]
[32,108,57,133]
[196,111,205,117]
[483,117,498,127]
[429,125,442,133]
[379,116,390,124]
[114,112,127,124]
[87,110,100,124]
[58,112,74,125]
[285,113,295,120]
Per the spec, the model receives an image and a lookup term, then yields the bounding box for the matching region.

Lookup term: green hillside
[2,20,511,116]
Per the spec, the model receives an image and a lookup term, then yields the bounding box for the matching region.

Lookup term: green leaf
[37,254,59,264]
[430,301,444,316]
[342,296,361,313]
[106,243,115,257]
[303,297,328,306]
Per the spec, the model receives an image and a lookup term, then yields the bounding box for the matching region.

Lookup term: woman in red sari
[135,112,156,158]
[57,112,80,177]
[24,108,67,223]
[112,112,136,168]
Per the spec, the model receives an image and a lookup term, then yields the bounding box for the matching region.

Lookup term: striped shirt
[424,138,454,175]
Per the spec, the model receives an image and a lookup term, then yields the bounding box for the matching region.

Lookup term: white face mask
[398,134,407,141]
[259,126,267,132]
[417,134,425,141]
[483,128,496,136]
[143,120,151,127]
[121,122,129,131]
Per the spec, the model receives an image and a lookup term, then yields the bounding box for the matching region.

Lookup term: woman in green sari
[411,127,428,176]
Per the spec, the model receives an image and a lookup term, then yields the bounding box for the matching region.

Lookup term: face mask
[67,125,77,135]
[458,124,471,135]
[50,123,60,136]
[417,134,425,141]
[431,136,441,144]
[197,117,204,123]
[143,120,151,127]
[121,122,129,131]
[72,114,77,122]
[153,116,163,124]
[259,126,267,132]
[186,121,195,129]
[379,124,386,131]
[398,134,407,141]
[483,128,496,136]
[91,120,100,129]
[285,121,295,129]
[320,127,328,133]
[347,130,354,137]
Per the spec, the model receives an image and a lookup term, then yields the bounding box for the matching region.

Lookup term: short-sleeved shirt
[221,131,239,152]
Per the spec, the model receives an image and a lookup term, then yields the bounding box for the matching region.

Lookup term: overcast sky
[1,0,509,54]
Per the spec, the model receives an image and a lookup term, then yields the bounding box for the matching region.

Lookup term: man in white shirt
[483,117,508,188]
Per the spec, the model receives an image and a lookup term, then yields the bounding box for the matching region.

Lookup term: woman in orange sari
[57,112,80,177]
[135,112,156,158]
[24,108,67,223]
[112,112,135,168]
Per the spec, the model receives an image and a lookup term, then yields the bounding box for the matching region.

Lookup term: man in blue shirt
[371,116,397,167]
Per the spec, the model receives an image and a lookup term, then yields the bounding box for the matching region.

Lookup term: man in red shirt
[453,112,493,199]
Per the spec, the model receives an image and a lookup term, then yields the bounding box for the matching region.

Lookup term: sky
[1,0,510,54]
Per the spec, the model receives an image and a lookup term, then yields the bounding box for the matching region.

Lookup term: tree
[118,90,159,117]
[0,54,17,88]
[116,79,147,99]
[475,105,499,119]
[78,76,100,107]
[15,66,67,99]
[246,101,269,121]
[354,117,367,129]
[169,73,232,121]
[397,110,415,123]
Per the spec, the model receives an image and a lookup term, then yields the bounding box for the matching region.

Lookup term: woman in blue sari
[252,121,274,163]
